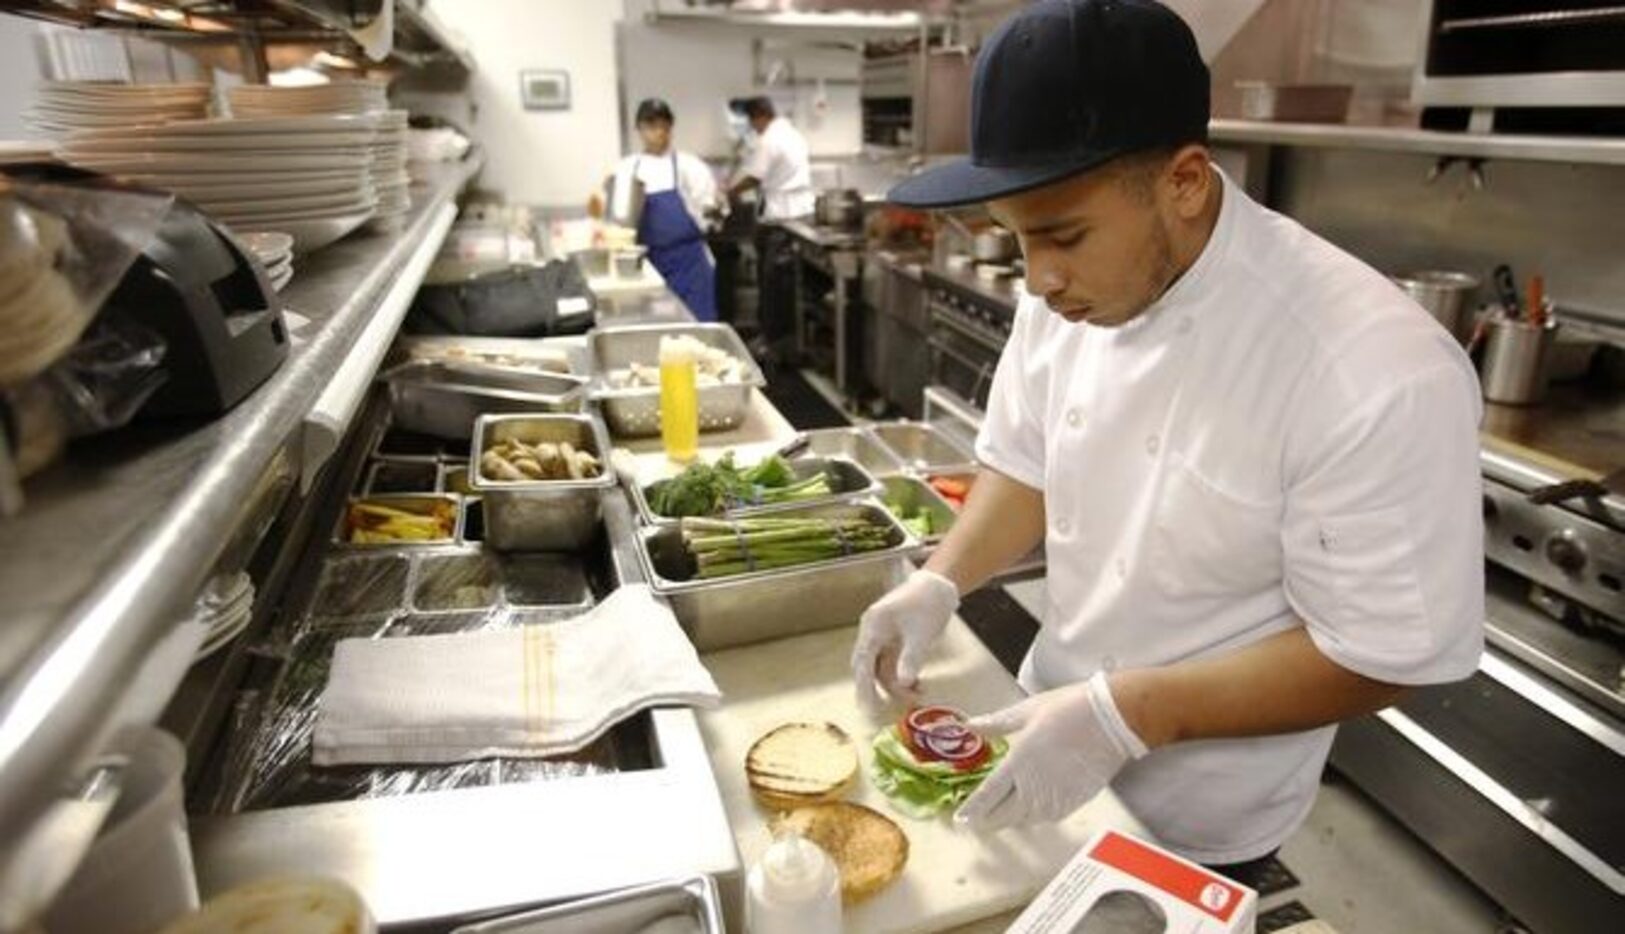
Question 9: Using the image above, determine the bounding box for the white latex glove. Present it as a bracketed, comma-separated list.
[850, 569, 960, 708]
[954, 671, 1149, 830]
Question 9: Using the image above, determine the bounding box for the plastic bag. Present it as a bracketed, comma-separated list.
[405, 260, 597, 338]
[0, 172, 173, 388]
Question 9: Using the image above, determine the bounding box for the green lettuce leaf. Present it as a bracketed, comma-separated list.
[869, 726, 1006, 818]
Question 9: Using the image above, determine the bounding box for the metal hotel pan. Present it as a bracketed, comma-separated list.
[469, 413, 616, 551]
[637, 500, 916, 651]
[451, 875, 723, 933]
[879, 474, 959, 546]
[629, 455, 881, 527]
[383, 360, 585, 440]
[799, 425, 905, 476]
[871, 420, 977, 474]
[587, 323, 766, 437]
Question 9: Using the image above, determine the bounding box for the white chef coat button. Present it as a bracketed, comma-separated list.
[1055, 518, 1071, 535]
[1066, 408, 1082, 428]
[1145, 434, 1160, 456]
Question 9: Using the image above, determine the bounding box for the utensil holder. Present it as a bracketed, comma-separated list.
[1481, 318, 1556, 405]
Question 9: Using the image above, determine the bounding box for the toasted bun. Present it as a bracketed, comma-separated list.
[746, 722, 858, 810]
[772, 802, 909, 903]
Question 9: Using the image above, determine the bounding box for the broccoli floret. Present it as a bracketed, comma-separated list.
[742, 454, 796, 488]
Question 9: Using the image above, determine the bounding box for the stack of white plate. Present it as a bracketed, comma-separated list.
[57, 115, 379, 253]
[26, 81, 211, 135]
[228, 83, 410, 232]
[0, 141, 60, 164]
[238, 230, 295, 292]
[192, 572, 255, 663]
[368, 110, 412, 231]
[227, 80, 388, 118]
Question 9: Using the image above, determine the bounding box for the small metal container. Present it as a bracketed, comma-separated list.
[310, 553, 410, 618]
[569, 247, 612, 278]
[335, 494, 461, 548]
[469, 413, 616, 551]
[412, 551, 501, 612]
[439, 463, 474, 495]
[384, 360, 585, 441]
[588, 323, 766, 437]
[1394, 270, 1480, 341]
[638, 500, 915, 651]
[879, 474, 958, 545]
[799, 426, 905, 476]
[363, 459, 439, 495]
[1482, 317, 1558, 405]
[502, 553, 593, 609]
[871, 420, 977, 473]
[630, 455, 881, 526]
[450, 875, 723, 934]
[611, 247, 647, 279]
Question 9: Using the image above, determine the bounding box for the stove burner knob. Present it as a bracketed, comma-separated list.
[1545, 533, 1588, 576]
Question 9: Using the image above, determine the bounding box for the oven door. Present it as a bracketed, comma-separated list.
[927, 301, 1005, 412]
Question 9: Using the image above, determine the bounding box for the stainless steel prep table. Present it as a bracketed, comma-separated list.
[779, 218, 866, 403]
[0, 160, 482, 871]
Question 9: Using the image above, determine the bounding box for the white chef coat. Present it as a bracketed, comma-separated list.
[740, 116, 815, 220]
[610, 149, 718, 229]
[975, 166, 1485, 864]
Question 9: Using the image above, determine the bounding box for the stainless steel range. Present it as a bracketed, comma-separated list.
[1334, 383, 1625, 934]
[922, 266, 1020, 411]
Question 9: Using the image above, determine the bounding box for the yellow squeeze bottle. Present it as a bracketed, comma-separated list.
[659, 336, 700, 463]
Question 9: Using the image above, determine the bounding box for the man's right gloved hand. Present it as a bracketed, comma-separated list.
[851, 569, 961, 708]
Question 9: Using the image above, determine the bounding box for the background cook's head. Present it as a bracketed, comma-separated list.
[743, 95, 776, 136]
[635, 97, 675, 154]
[890, 0, 1215, 329]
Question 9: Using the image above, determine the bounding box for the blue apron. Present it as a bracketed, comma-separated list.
[635, 152, 717, 321]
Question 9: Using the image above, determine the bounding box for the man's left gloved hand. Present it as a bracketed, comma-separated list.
[954, 671, 1150, 830]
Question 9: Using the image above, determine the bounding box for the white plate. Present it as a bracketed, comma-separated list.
[161, 176, 365, 200]
[225, 208, 372, 253]
[270, 269, 294, 292]
[121, 167, 367, 187]
[63, 116, 378, 142]
[217, 199, 375, 227]
[62, 134, 375, 154]
[236, 230, 294, 259]
[203, 189, 375, 215]
[66, 151, 369, 172]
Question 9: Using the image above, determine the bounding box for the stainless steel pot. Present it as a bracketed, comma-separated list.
[972, 227, 1016, 263]
[814, 188, 862, 229]
[1394, 270, 1480, 340]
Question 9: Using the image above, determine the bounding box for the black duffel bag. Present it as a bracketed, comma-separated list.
[406, 260, 597, 337]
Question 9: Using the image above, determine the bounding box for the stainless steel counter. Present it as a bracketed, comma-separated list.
[921, 263, 1024, 317]
[0, 157, 483, 849]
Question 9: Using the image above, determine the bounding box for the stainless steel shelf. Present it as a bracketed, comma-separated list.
[0, 155, 483, 855]
[1210, 118, 1625, 167]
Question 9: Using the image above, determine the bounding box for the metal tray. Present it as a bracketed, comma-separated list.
[451, 875, 723, 934]
[469, 413, 617, 552]
[391, 335, 585, 379]
[871, 420, 977, 474]
[362, 459, 439, 495]
[629, 455, 881, 527]
[879, 474, 959, 546]
[334, 493, 463, 549]
[798, 426, 906, 476]
[384, 360, 586, 441]
[587, 323, 766, 437]
[637, 499, 915, 651]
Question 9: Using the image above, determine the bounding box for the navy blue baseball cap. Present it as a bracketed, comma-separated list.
[889, 0, 1209, 209]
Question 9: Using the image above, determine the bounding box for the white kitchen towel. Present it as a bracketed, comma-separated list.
[312, 584, 720, 766]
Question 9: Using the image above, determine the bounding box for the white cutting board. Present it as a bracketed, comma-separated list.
[697, 619, 1148, 933]
[616, 388, 799, 486]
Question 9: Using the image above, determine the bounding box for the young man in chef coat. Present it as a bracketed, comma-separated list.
[608, 98, 721, 320]
[851, 0, 1484, 883]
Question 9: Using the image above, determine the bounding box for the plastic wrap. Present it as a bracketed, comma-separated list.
[210, 602, 625, 816]
[0, 174, 173, 387]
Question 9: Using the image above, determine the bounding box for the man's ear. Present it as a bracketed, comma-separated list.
[1164, 144, 1212, 220]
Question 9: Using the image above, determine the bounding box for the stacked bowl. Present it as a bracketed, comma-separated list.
[240, 231, 295, 292]
[26, 81, 212, 134]
[57, 115, 380, 253]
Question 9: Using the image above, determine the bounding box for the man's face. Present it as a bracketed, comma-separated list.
[638, 119, 672, 153]
[748, 113, 771, 135]
[989, 154, 1186, 329]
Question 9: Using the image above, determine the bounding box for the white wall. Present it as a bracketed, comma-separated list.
[406, 0, 623, 207]
[618, 20, 863, 160]
[0, 17, 42, 138]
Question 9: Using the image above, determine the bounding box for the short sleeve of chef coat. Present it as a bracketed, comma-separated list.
[973, 298, 1046, 491]
[1282, 359, 1485, 685]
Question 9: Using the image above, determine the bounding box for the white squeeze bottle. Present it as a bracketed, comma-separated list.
[745, 828, 842, 934]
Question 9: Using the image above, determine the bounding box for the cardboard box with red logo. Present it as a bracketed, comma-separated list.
[1005, 829, 1258, 933]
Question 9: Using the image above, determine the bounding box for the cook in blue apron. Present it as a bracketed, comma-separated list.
[635, 151, 718, 322]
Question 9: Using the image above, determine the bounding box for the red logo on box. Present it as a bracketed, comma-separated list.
[1089, 832, 1245, 923]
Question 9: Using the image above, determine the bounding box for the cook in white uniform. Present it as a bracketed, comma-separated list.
[727, 96, 814, 221]
[852, 0, 1484, 876]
